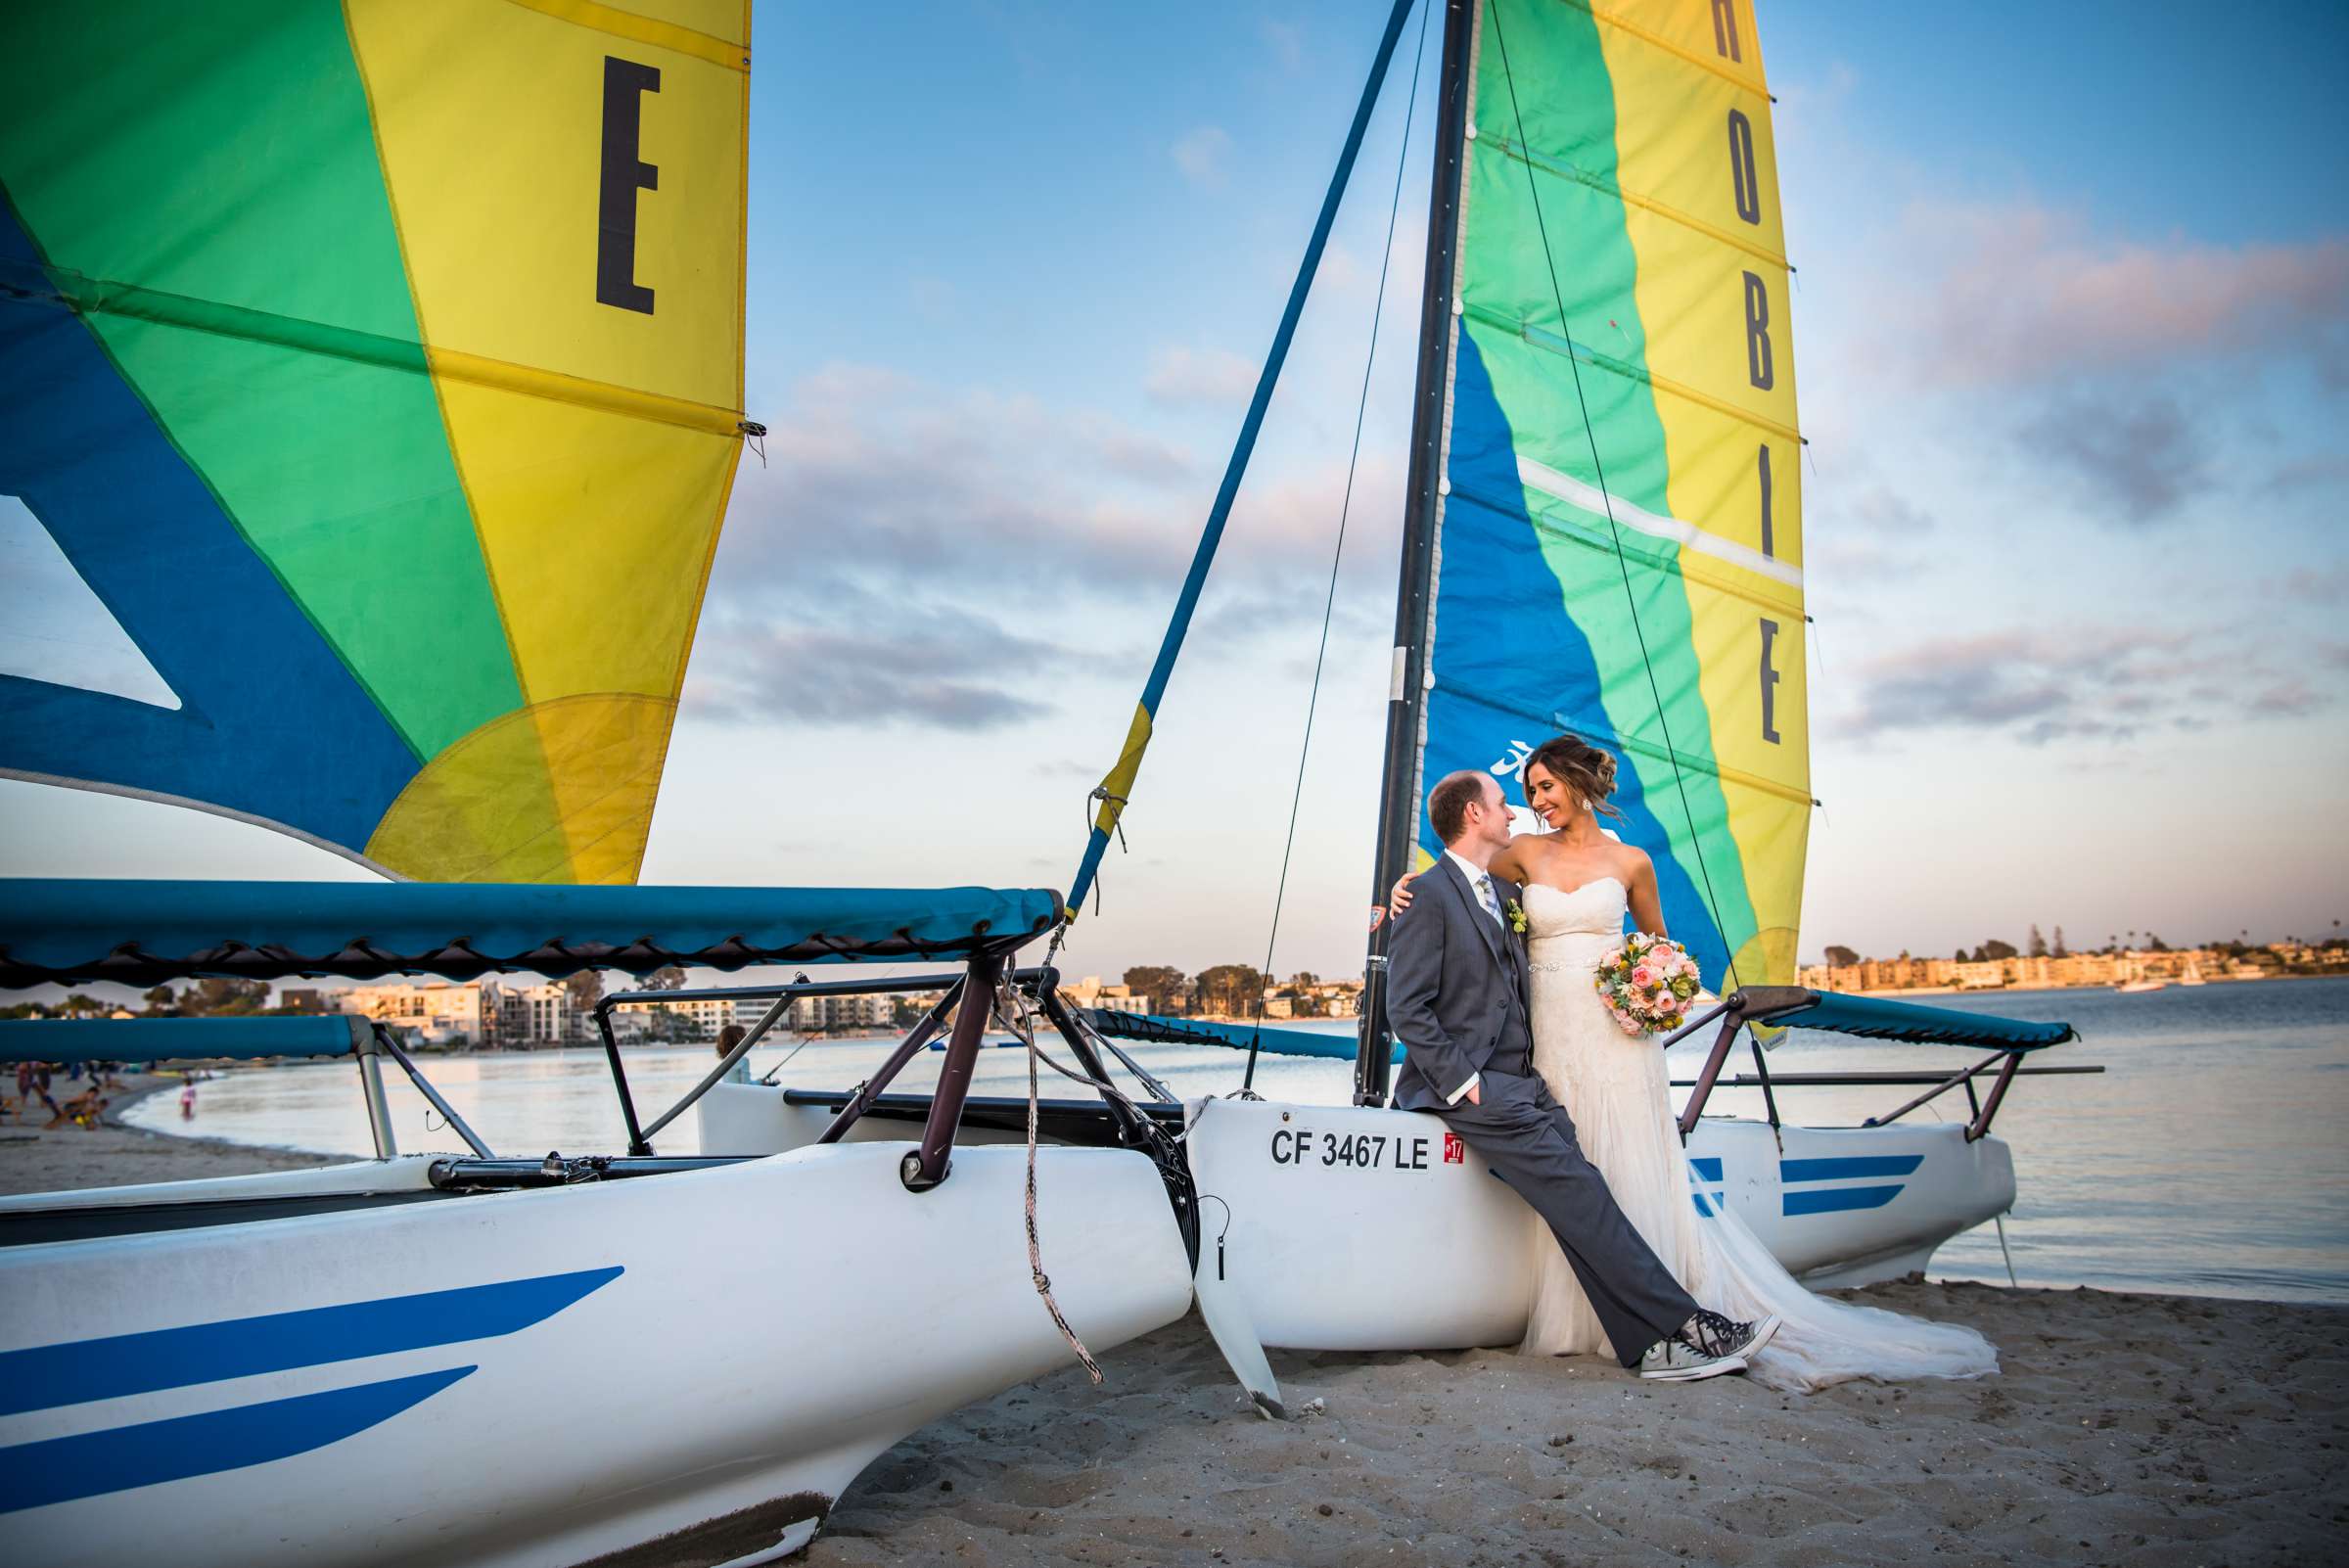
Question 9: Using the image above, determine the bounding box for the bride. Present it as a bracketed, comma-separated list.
[1394, 734, 1997, 1392]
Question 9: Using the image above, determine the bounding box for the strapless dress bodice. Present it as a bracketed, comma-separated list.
[1522, 877, 1628, 970]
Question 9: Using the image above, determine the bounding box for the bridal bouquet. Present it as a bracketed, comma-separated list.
[1594, 933, 1703, 1037]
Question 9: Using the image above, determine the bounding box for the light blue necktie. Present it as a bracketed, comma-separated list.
[1473, 871, 1502, 927]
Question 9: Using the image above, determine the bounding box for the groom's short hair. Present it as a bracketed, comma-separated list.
[1428, 769, 1490, 844]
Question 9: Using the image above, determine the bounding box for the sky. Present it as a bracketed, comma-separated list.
[3, 0, 2346, 988]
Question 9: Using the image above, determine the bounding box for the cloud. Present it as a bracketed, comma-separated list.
[1834, 624, 2244, 747]
[2016, 392, 2208, 522]
[1146, 346, 1258, 407]
[685, 596, 1058, 732]
[692, 363, 1405, 735]
[2284, 565, 2349, 603]
[1172, 126, 1233, 190]
[2248, 679, 2326, 716]
[1883, 206, 2349, 387]
[2261, 455, 2349, 495]
[1837, 617, 2345, 751]
[1261, 20, 1305, 71]
[721, 362, 1203, 598]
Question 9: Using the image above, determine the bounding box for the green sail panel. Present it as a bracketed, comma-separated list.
[0, 0, 520, 761]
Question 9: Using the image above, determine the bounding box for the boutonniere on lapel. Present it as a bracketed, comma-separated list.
[1503, 898, 1528, 935]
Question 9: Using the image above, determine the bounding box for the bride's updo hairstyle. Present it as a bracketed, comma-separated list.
[1523, 734, 1624, 821]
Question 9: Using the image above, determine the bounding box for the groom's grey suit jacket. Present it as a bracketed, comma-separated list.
[1388, 853, 1535, 1112]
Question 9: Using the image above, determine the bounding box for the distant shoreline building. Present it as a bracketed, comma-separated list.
[1795, 941, 2327, 995]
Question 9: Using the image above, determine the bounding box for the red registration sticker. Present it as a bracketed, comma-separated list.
[1443, 1131, 1464, 1165]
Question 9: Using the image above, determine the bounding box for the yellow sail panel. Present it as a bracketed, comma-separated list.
[345, 0, 749, 881]
[1598, 0, 1806, 985]
[346, 0, 746, 410]
[1584, 0, 1771, 97]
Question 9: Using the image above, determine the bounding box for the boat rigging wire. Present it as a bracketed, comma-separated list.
[1242, 0, 1434, 1095]
[1485, 0, 1744, 993]
[996, 980, 1105, 1382]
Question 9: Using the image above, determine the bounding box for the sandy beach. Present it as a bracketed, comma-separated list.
[806, 1283, 2346, 1568]
[4, 1102, 2340, 1566]
[0, 1073, 334, 1196]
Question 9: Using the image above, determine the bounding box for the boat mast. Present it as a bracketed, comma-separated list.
[1356, 0, 1475, 1108]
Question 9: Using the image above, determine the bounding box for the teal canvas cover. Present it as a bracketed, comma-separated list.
[1748, 989, 2075, 1049]
[0, 1015, 371, 1064]
[0, 880, 1063, 987]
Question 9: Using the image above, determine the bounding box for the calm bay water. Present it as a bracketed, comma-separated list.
[125, 976, 2349, 1304]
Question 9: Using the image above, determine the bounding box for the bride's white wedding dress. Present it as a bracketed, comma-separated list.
[1518, 877, 1998, 1391]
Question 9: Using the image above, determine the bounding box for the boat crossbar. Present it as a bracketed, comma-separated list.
[366, 1023, 494, 1158]
[591, 965, 1193, 1239]
[1670, 987, 2092, 1142]
[0, 1014, 444, 1160]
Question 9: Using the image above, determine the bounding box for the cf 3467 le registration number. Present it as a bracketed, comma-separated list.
[1267, 1128, 1433, 1172]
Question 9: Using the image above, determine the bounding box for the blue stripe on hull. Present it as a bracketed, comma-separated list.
[1780, 1155, 1921, 1183]
[0, 1266, 621, 1417]
[1, 1366, 473, 1513]
[1783, 1184, 1904, 1217]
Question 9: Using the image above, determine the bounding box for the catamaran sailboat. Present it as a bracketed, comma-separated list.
[1, 1, 2092, 1562]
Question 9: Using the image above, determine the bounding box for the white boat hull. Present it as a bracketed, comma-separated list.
[703, 1080, 2012, 1346]
[0, 1142, 1192, 1567]
[1178, 1097, 2015, 1354]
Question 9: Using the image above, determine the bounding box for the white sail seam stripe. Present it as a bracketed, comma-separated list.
[1515, 457, 1803, 589]
[1452, 472, 1801, 616]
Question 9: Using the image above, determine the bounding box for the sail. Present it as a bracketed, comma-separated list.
[1409, 0, 1807, 990]
[0, 0, 752, 883]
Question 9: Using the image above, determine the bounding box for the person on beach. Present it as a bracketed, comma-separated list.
[179, 1079, 197, 1120]
[19, 1061, 62, 1126]
[47, 1084, 107, 1130]
[1392, 736, 1998, 1391]
[1387, 765, 1780, 1382]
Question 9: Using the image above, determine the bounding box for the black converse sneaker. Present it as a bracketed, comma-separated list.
[1636, 1310, 1782, 1382]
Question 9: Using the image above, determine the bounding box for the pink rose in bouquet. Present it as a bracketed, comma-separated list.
[1593, 933, 1703, 1037]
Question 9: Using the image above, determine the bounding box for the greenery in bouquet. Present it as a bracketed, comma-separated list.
[1593, 932, 1703, 1037]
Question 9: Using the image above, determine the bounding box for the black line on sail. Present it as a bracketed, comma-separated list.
[1484, 0, 1745, 993]
[1244, 0, 1437, 1096]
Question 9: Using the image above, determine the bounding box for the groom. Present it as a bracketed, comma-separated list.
[1387, 769, 1776, 1381]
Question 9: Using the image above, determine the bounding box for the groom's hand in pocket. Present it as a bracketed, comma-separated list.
[1462, 1080, 1480, 1105]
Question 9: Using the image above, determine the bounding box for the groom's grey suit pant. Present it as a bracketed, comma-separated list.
[1438, 1056, 1700, 1367]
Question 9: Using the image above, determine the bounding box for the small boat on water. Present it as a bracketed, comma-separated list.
[2116, 979, 2168, 993]
[0, 1, 2099, 1561]
[2179, 963, 2208, 986]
